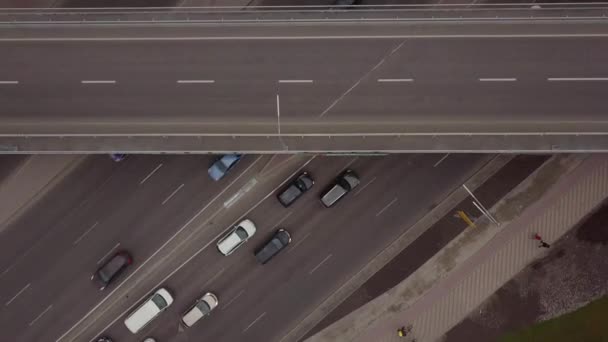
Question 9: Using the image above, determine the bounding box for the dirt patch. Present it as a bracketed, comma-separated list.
[444, 200, 608, 342]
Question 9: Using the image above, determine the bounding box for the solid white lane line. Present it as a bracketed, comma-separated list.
[354, 176, 377, 197]
[73, 221, 99, 245]
[161, 183, 184, 205]
[479, 78, 517, 82]
[433, 153, 450, 167]
[5, 283, 31, 306]
[139, 163, 163, 185]
[287, 232, 311, 254]
[223, 290, 245, 311]
[201, 267, 225, 290]
[547, 77, 608, 81]
[376, 197, 398, 217]
[274, 211, 293, 228]
[278, 80, 313, 83]
[243, 312, 266, 333]
[0, 81, 19, 84]
[29, 304, 52, 326]
[377, 78, 414, 82]
[309, 254, 332, 275]
[96, 243, 121, 265]
[177, 80, 215, 84]
[81, 80, 116, 84]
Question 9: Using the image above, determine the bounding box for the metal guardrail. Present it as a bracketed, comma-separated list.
[2, 3, 608, 11]
[0, 3, 607, 24]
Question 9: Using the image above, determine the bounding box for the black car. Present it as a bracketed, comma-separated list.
[277, 172, 314, 207]
[255, 229, 291, 264]
[92, 251, 132, 290]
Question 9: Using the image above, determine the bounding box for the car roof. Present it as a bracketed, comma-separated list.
[220, 154, 240, 165]
[98, 253, 129, 282]
[217, 232, 244, 255]
[238, 219, 256, 236]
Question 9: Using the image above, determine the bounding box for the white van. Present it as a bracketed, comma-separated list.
[124, 288, 174, 334]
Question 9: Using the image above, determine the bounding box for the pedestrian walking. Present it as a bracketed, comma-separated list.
[397, 327, 407, 337]
[533, 233, 543, 241]
[539, 241, 551, 248]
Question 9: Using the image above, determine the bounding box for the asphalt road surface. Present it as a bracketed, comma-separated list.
[30, 153, 488, 342]
[0, 153, 265, 342]
[1, 19, 607, 151]
[0, 153, 492, 342]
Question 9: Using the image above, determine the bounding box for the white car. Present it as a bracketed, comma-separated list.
[217, 219, 257, 256]
[181, 292, 219, 327]
[124, 288, 174, 334]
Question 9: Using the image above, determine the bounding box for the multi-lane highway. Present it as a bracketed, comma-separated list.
[0, 154, 267, 341]
[1, 12, 608, 151]
[0, 152, 495, 342]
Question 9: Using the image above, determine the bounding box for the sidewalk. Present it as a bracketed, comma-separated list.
[307, 154, 608, 342]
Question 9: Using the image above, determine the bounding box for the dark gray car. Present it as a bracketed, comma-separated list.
[320, 169, 360, 208]
[255, 229, 291, 264]
[92, 251, 132, 290]
[277, 172, 314, 207]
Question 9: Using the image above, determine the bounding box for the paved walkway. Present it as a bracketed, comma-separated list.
[308, 154, 608, 342]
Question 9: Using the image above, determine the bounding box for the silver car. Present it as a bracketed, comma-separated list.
[181, 292, 219, 327]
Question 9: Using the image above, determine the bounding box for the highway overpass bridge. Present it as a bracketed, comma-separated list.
[1, 4, 608, 153]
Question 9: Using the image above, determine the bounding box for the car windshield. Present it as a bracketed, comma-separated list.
[271, 238, 284, 248]
[235, 226, 249, 239]
[151, 294, 168, 309]
[196, 300, 211, 315]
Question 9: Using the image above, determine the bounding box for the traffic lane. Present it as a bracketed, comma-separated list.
[375, 37, 608, 80]
[0, 155, 125, 277]
[0, 154, 26, 183]
[0, 82, 277, 124]
[0, 39, 393, 86]
[318, 80, 608, 122]
[1, 154, 259, 342]
[0, 154, 157, 338]
[232, 154, 491, 342]
[0, 154, 192, 340]
[157, 154, 488, 342]
[0, 154, 178, 298]
[94, 154, 349, 342]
